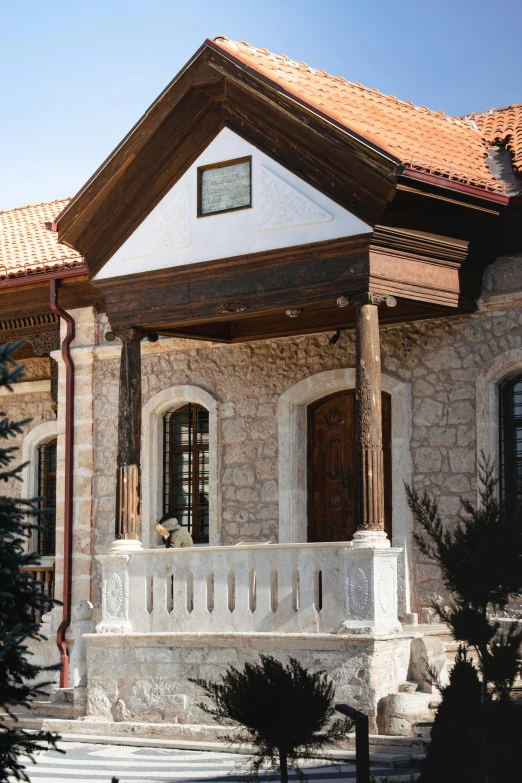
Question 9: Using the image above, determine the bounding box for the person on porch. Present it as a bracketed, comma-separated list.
[156, 515, 193, 548]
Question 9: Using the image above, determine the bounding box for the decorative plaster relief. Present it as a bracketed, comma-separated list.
[378, 562, 395, 616]
[348, 566, 370, 618]
[257, 166, 332, 231]
[125, 188, 189, 260]
[106, 573, 124, 618]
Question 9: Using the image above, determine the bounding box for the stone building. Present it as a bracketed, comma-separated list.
[1, 37, 521, 738]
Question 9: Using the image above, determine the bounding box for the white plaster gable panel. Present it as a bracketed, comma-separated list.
[95, 128, 370, 279]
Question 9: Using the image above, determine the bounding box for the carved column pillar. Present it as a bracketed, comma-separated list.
[355, 299, 387, 548]
[106, 328, 157, 552]
[337, 293, 396, 548]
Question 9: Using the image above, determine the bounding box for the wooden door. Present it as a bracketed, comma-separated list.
[307, 390, 392, 542]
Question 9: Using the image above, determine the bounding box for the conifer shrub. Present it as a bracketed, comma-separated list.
[190, 654, 350, 783]
[406, 459, 522, 783]
[0, 341, 61, 782]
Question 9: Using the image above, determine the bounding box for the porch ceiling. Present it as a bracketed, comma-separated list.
[94, 228, 469, 340]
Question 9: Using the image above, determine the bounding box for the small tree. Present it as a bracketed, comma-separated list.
[0, 341, 60, 782]
[190, 654, 350, 782]
[406, 459, 522, 782]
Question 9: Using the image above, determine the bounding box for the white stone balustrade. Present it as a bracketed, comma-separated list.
[97, 542, 401, 636]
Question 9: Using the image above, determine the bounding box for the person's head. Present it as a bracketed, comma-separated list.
[159, 513, 178, 525]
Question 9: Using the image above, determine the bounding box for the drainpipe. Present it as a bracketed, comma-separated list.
[49, 278, 75, 689]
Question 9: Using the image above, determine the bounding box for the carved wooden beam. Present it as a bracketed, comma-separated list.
[0, 314, 60, 356]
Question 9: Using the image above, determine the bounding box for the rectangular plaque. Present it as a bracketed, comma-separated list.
[198, 156, 251, 217]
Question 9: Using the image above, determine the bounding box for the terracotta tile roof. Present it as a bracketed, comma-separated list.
[469, 105, 522, 176]
[0, 198, 84, 281]
[212, 37, 521, 194]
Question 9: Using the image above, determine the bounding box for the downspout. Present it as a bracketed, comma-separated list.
[49, 278, 75, 689]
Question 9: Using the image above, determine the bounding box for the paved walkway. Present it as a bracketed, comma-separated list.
[22, 741, 418, 782]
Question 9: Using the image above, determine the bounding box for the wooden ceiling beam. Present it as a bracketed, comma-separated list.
[94, 228, 469, 335]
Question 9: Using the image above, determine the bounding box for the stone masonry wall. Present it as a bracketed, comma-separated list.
[0, 391, 54, 497]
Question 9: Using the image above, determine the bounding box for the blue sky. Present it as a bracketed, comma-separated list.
[0, 0, 520, 210]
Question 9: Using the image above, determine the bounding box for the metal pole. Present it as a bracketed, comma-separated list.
[335, 704, 370, 783]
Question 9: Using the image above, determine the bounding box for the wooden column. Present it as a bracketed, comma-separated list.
[116, 329, 142, 544]
[106, 327, 157, 550]
[337, 292, 396, 546]
[355, 301, 385, 534]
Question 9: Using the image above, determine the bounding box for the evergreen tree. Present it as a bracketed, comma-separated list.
[190, 654, 350, 783]
[406, 459, 522, 782]
[0, 341, 60, 782]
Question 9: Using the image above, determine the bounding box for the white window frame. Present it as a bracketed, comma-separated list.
[476, 347, 522, 500]
[141, 385, 219, 548]
[20, 420, 58, 562]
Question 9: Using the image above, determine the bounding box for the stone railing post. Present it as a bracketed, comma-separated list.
[96, 554, 132, 633]
[341, 547, 402, 634]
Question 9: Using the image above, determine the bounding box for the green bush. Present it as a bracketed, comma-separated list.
[190, 654, 350, 783]
[406, 459, 522, 782]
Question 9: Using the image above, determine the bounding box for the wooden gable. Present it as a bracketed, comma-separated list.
[95, 128, 371, 280]
[51, 39, 510, 343]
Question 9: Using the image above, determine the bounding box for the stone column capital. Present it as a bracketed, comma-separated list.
[337, 292, 397, 309]
[105, 328, 158, 344]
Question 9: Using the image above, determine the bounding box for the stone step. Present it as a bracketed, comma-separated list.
[1, 715, 427, 762]
[414, 721, 433, 739]
[50, 687, 75, 704]
[31, 700, 75, 719]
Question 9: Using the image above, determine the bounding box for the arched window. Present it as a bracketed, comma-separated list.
[500, 376, 522, 517]
[163, 403, 209, 544]
[37, 438, 57, 556]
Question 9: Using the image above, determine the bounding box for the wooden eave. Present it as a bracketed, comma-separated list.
[0, 271, 104, 321]
[93, 229, 472, 343]
[53, 42, 399, 278]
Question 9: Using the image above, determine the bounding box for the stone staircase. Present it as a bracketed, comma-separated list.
[28, 686, 88, 720]
[31, 688, 75, 719]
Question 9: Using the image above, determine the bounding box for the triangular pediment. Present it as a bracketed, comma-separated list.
[95, 129, 371, 280]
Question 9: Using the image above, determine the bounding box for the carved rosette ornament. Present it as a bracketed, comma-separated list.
[348, 566, 370, 617]
[378, 562, 395, 616]
[106, 572, 124, 618]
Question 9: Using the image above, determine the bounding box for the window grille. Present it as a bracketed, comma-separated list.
[37, 438, 57, 556]
[163, 403, 209, 543]
[499, 376, 522, 517]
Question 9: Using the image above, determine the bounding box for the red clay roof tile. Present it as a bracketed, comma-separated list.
[212, 37, 521, 194]
[0, 198, 83, 281]
[470, 105, 522, 176]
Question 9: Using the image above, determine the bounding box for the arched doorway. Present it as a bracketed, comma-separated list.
[307, 390, 392, 542]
